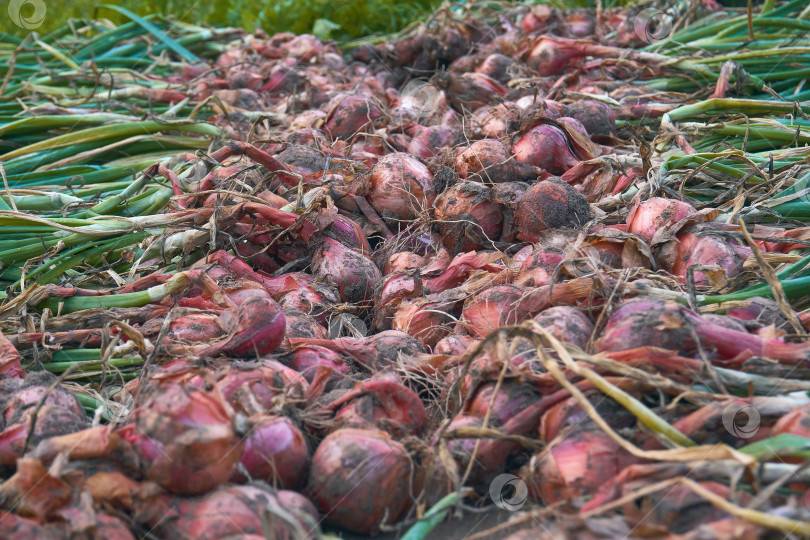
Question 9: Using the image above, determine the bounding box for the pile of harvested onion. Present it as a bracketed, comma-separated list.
[3, 1, 810, 539]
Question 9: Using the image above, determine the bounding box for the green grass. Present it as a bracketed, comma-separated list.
[3, 0, 442, 41]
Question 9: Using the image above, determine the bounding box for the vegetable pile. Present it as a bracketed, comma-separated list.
[2, 1, 810, 538]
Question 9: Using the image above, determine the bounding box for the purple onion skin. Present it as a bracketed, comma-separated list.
[312, 237, 382, 304]
[531, 306, 594, 349]
[290, 345, 350, 387]
[200, 295, 286, 357]
[234, 415, 310, 489]
[513, 125, 579, 175]
[308, 428, 416, 534]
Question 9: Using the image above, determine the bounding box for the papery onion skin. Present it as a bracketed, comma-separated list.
[595, 299, 810, 362]
[557, 116, 590, 138]
[475, 53, 516, 83]
[516, 248, 564, 287]
[433, 71, 508, 111]
[330, 376, 427, 437]
[671, 233, 745, 285]
[324, 95, 383, 140]
[137, 484, 318, 540]
[287, 330, 425, 372]
[772, 403, 810, 438]
[197, 293, 286, 357]
[726, 297, 788, 329]
[279, 284, 334, 325]
[233, 415, 309, 489]
[308, 428, 417, 534]
[290, 345, 350, 386]
[455, 139, 536, 184]
[515, 179, 592, 243]
[443, 414, 523, 486]
[622, 481, 748, 535]
[119, 383, 242, 495]
[466, 381, 543, 426]
[563, 10, 596, 38]
[312, 237, 382, 304]
[433, 181, 503, 253]
[626, 197, 696, 242]
[391, 298, 457, 349]
[383, 251, 426, 275]
[368, 152, 436, 223]
[0, 373, 86, 466]
[531, 306, 594, 349]
[521, 428, 636, 505]
[374, 272, 421, 330]
[527, 36, 584, 77]
[461, 284, 542, 337]
[407, 126, 460, 159]
[217, 362, 308, 414]
[513, 125, 580, 175]
[327, 215, 371, 254]
[284, 309, 329, 340]
[0, 510, 135, 540]
[562, 100, 616, 141]
[434, 334, 476, 355]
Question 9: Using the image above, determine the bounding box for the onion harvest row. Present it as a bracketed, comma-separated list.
[2, 1, 810, 539]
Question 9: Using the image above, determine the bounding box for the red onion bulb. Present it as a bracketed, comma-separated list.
[308, 429, 417, 533]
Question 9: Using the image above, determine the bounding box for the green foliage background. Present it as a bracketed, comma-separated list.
[2, 0, 442, 41]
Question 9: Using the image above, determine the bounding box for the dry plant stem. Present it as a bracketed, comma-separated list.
[688, 326, 729, 395]
[442, 427, 543, 451]
[748, 461, 810, 510]
[737, 217, 806, 335]
[351, 194, 395, 239]
[460, 334, 510, 486]
[465, 504, 565, 540]
[526, 324, 754, 465]
[529, 322, 697, 448]
[439, 325, 755, 466]
[582, 476, 810, 536]
[573, 351, 726, 406]
[0, 163, 18, 211]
